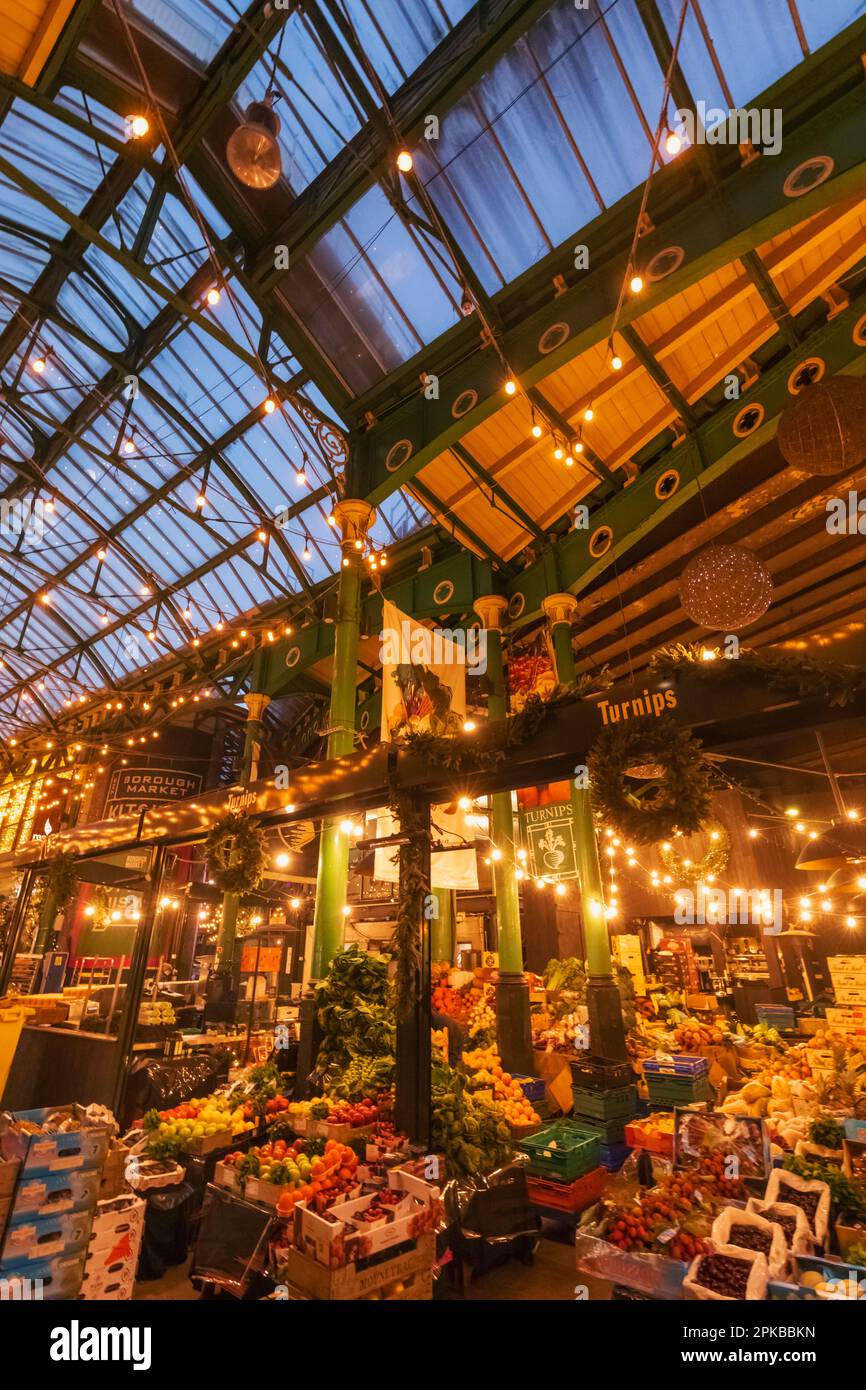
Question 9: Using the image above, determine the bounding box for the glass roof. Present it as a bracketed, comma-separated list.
[0, 0, 860, 738]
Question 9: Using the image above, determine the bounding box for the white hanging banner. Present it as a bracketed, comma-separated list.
[380, 600, 466, 742]
[372, 806, 479, 891]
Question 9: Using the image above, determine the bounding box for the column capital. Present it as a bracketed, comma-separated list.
[473, 594, 509, 630]
[332, 498, 376, 547]
[541, 592, 579, 627]
[243, 691, 271, 721]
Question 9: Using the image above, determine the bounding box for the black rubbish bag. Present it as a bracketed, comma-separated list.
[136, 1181, 196, 1281]
[444, 1162, 540, 1276]
[123, 1053, 231, 1127]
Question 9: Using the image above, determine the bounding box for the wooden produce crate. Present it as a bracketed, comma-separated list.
[279, 1232, 433, 1301]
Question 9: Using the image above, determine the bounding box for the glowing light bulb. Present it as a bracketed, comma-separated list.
[458, 796, 471, 811]
[295, 468, 307, 486]
[610, 353, 623, 371]
[785, 807, 799, 818]
[291, 898, 301, 910]
[122, 437, 135, 455]
[263, 398, 276, 414]
[531, 423, 542, 438]
[396, 150, 413, 172]
[584, 406, 594, 422]
[664, 129, 683, 155]
[206, 287, 221, 306]
[553, 447, 564, 461]
[129, 115, 150, 138]
[195, 493, 206, 508]
[275, 852, 290, 869]
[629, 274, 644, 294]
[463, 719, 476, 733]
[504, 378, 517, 396]
[32, 356, 46, 374]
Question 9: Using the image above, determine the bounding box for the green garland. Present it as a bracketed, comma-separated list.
[397, 680, 597, 774]
[388, 790, 427, 1020]
[587, 716, 712, 844]
[204, 813, 267, 895]
[651, 643, 866, 708]
[659, 819, 730, 887]
[41, 852, 78, 913]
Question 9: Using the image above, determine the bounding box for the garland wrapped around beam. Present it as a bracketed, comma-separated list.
[204, 813, 267, 895]
[397, 677, 604, 775]
[39, 851, 78, 913]
[388, 790, 427, 1021]
[587, 716, 712, 844]
[651, 643, 866, 708]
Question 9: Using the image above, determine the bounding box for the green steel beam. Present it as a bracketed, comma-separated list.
[451, 442, 547, 542]
[619, 322, 699, 427]
[502, 287, 866, 623]
[351, 78, 866, 504]
[249, 0, 556, 282]
[741, 249, 803, 351]
[254, 281, 866, 705]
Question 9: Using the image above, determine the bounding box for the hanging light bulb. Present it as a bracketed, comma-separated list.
[206, 287, 221, 307]
[97, 547, 106, 560]
[295, 467, 307, 486]
[553, 446, 564, 461]
[263, 397, 276, 414]
[122, 436, 135, 455]
[128, 114, 150, 139]
[565, 454, 574, 468]
[302, 540, 311, 561]
[226, 96, 282, 189]
[629, 273, 644, 295]
[504, 378, 517, 396]
[664, 127, 683, 156]
[531, 422, 543, 439]
[610, 350, 623, 371]
[32, 355, 47, 374]
[584, 405, 594, 422]
[396, 149, 414, 173]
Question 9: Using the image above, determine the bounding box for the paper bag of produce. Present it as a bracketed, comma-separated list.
[711, 1207, 787, 1279]
[764, 1169, 831, 1248]
[683, 1244, 769, 1301]
[745, 1197, 814, 1258]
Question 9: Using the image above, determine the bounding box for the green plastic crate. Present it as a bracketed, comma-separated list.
[571, 1084, 637, 1121]
[518, 1121, 601, 1181]
[571, 1113, 628, 1144]
[646, 1076, 714, 1108]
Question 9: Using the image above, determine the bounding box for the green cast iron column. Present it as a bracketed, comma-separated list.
[310, 499, 376, 979]
[430, 887, 454, 965]
[542, 594, 626, 1060]
[215, 685, 271, 975]
[474, 595, 532, 1072]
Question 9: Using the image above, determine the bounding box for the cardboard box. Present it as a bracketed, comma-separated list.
[11, 1167, 100, 1219]
[0, 1206, 93, 1268]
[79, 1261, 136, 1301]
[0, 1107, 111, 1178]
[0, 1157, 19, 1199]
[279, 1231, 433, 1301]
[0, 1251, 86, 1301]
[87, 1194, 144, 1255]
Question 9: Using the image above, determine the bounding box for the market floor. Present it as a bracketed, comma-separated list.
[132, 1223, 581, 1302]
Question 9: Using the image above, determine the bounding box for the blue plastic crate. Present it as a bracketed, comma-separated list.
[513, 1074, 546, 1103]
[598, 1141, 632, 1172]
[643, 1054, 709, 1078]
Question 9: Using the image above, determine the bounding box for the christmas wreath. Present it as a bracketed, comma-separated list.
[204, 813, 267, 895]
[588, 716, 712, 844]
[658, 820, 730, 887]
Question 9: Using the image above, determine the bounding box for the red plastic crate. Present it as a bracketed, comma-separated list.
[526, 1165, 606, 1213]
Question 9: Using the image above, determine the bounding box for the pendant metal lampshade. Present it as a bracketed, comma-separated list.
[795, 822, 866, 872]
[678, 543, 773, 630]
[226, 98, 282, 190]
